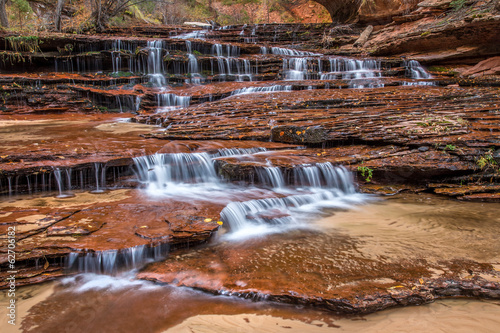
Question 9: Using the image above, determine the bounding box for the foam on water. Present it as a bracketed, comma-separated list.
[59, 272, 160, 293]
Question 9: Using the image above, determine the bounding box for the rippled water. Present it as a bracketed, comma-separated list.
[1, 274, 499, 333]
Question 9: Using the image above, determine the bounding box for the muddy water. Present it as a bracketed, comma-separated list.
[316, 194, 500, 263]
[1, 194, 500, 332]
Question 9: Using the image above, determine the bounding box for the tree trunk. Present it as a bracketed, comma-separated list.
[0, 0, 9, 28]
[55, 0, 66, 31]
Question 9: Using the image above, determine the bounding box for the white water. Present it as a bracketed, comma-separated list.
[271, 47, 319, 56]
[171, 30, 208, 40]
[59, 272, 160, 292]
[230, 85, 292, 96]
[133, 152, 369, 240]
[157, 93, 191, 111]
[405, 60, 432, 79]
[65, 243, 169, 275]
[147, 41, 167, 87]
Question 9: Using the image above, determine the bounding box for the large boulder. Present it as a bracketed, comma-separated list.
[271, 125, 327, 144]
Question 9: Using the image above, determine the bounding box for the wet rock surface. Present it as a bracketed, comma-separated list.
[138, 194, 500, 314]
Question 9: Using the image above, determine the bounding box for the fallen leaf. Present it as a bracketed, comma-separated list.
[43, 260, 49, 270]
[204, 218, 212, 223]
[217, 221, 223, 225]
[419, 278, 424, 284]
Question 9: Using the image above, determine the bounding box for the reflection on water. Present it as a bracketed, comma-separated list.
[1, 276, 499, 333]
[317, 194, 500, 262]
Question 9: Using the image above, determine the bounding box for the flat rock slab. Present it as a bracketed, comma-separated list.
[0, 189, 221, 288]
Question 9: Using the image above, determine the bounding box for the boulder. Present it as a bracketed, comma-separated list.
[271, 125, 328, 144]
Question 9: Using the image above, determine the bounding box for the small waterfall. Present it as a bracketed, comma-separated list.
[65, 243, 169, 275]
[404, 60, 432, 79]
[147, 40, 167, 87]
[133, 153, 219, 190]
[231, 85, 292, 96]
[92, 162, 107, 193]
[211, 44, 240, 57]
[256, 167, 285, 188]
[53, 167, 73, 197]
[171, 30, 208, 39]
[187, 47, 203, 84]
[53, 167, 65, 197]
[157, 93, 191, 111]
[211, 147, 267, 157]
[221, 163, 360, 239]
[260, 46, 268, 55]
[319, 58, 382, 80]
[214, 57, 253, 81]
[293, 163, 355, 193]
[283, 58, 309, 80]
[271, 47, 319, 56]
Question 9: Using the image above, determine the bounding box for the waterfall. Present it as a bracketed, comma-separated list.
[65, 243, 169, 275]
[293, 163, 355, 193]
[53, 167, 65, 197]
[171, 30, 208, 39]
[221, 163, 361, 240]
[283, 58, 309, 80]
[53, 167, 73, 198]
[256, 167, 285, 189]
[147, 41, 167, 87]
[186, 41, 203, 84]
[211, 147, 267, 157]
[92, 162, 107, 193]
[231, 85, 292, 96]
[133, 153, 219, 190]
[404, 60, 432, 79]
[211, 44, 240, 57]
[157, 93, 191, 111]
[271, 47, 319, 56]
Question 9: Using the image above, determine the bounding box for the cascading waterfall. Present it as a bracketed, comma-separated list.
[283, 58, 309, 80]
[404, 60, 432, 79]
[157, 93, 191, 111]
[185, 41, 203, 84]
[171, 30, 208, 39]
[133, 153, 219, 192]
[147, 41, 167, 87]
[256, 166, 285, 188]
[271, 47, 319, 56]
[65, 243, 169, 275]
[403, 60, 435, 86]
[320, 58, 382, 80]
[220, 163, 362, 240]
[92, 162, 107, 193]
[211, 147, 267, 157]
[230, 85, 292, 95]
[133, 148, 270, 192]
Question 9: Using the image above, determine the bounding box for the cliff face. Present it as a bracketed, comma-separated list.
[364, 0, 500, 64]
[318, 0, 500, 67]
[313, 0, 421, 24]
